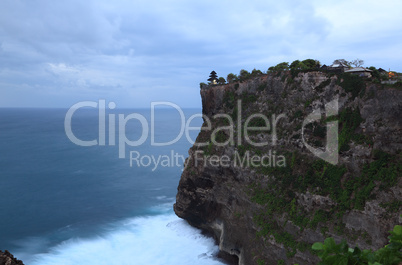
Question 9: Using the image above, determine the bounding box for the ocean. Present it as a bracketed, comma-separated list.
[0, 107, 226, 265]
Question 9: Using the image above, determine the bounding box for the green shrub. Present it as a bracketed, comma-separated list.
[293, 110, 303, 119]
[257, 83, 267, 91]
[239, 69, 251, 82]
[223, 91, 236, 109]
[312, 225, 402, 265]
[241, 93, 257, 106]
[380, 200, 402, 213]
[227, 73, 238, 83]
[251, 68, 263, 77]
[339, 73, 365, 99]
[315, 78, 331, 92]
[268, 62, 290, 73]
[392, 81, 402, 90]
[301, 59, 320, 69]
[338, 107, 364, 151]
[218, 77, 226, 84]
[247, 116, 267, 127]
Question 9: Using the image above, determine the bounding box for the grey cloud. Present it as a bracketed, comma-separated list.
[0, 0, 400, 108]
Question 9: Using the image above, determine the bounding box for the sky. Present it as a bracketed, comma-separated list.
[0, 0, 401, 108]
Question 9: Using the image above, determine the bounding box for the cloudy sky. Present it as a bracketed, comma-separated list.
[0, 0, 401, 108]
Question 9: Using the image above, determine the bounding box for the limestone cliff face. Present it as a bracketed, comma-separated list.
[174, 71, 401, 265]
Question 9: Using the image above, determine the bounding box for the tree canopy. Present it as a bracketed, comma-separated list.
[227, 73, 238, 83]
[239, 69, 251, 82]
[268, 62, 289, 73]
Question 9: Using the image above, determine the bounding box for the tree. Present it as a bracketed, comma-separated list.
[218, 77, 226, 85]
[368, 66, 380, 80]
[251, 68, 263, 77]
[268, 62, 289, 73]
[239, 69, 251, 82]
[333, 59, 350, 67]
[227, 73, 238, 83]
[268, 66, 275, 72]
[290, 60, 301, 70]
[301, 59, 320, 69]
[208, 71, 218, 84]
[350, 58, 364, 67]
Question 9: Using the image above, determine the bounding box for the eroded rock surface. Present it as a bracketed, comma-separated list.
[175, 71, 401, 264]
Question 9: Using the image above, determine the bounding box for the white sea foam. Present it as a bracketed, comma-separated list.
[28, 212, 226, 265]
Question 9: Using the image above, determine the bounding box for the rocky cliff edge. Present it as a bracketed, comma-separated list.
[174, 71, 401, 264]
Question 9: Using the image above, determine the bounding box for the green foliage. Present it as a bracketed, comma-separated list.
[287, 76, 295, 84]
[247, 116, 267, 127]
[313, 123, 326, 138]
[204, 141, 213, 155]
[301, 59, 320, 69]
[212, 130, 228, 144]
[300, 153, 399, 211]
[227, 73, 238, 83]
[268, 62, 290, 73]
[257, 83, 267, 91]
[380, 200, 402, 213]
[281, 73, 288, 82]
[290, 60, 301, 70]
[293, 110, 303, 119]
[231, 106, 238, 120]
[339, 73, 366, 99]
[312, 225, 402, 265]
[302, 160, 347, 203]
[223, 91, 236, 109]
[218, 77, 226, 85]
[251, 68, 263, 77]
[217, 63, 402, 264]
[250, 148, 400, 262]
[251, 184, 288, 209]
[241, 92, 257, 106]
[237, 145, 247, 156]
[315, 78, 331, 92]
[310, 210, 331, 229]
[253, 147, 399, 220]
[392, 81, 402, 90]
[369, 66, 381, 81]
[304, 99, 312, 108]
[239, 69, 251, 82]
[338, 107, 365, 152]
[341, 150, 399, 210]
[361, 150, 400, 191]
[289, 59, 321, 78]
[200, 82, 207, 89]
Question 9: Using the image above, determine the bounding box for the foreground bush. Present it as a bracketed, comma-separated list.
[311, 225, 402, 265]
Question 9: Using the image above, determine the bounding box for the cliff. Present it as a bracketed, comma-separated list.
[174, 71, 402, 264]
[0, 250, 24, 265]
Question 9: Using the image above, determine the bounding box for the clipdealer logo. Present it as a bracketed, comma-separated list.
[302, 97, 339, 165]
[64, 97, 339, 170]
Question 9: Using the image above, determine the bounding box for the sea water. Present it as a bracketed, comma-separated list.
[0, 108, 226, 265]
